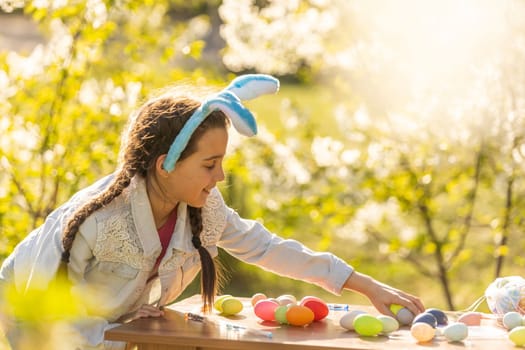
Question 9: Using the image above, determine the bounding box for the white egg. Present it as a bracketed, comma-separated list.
[339, 310, 366, 330]
[397, 307, 415, 325]
[442, 322, 468, 342]
[276, 294, 297, 306]
[377, 315, 399, 334]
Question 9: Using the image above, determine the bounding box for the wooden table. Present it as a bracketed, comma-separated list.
[105, 295, 515, 350]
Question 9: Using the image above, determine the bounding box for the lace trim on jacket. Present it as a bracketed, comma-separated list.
[93, 208, 145, 269]
[201, 190, 227, 247]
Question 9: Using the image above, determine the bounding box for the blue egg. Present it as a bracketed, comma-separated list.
[413, 312, 437, 328]
[425, 308, 448, 326]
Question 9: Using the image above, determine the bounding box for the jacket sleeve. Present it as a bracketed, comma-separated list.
[216, 201, 354, 295]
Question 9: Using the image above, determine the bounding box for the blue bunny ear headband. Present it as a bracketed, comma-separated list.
[162, 74, 280, 172]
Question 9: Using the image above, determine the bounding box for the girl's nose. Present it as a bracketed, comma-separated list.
[215, 164, 225, 182]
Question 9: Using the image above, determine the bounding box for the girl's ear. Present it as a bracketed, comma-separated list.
[156, 154, 170, 178]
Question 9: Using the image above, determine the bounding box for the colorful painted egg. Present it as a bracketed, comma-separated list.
[425, 308, 448, 325]
[442, 322, 468, 342]
[503, 311, 523, 330]
[353, 314, 383, 337]
[509, 326, 525, 346]
[274, 305, 289, 324]
[413, 312, 437, 328]
[390, 304, 415, 325]
[254, 299, 279, 321]
[410, 322, 435, 342]
[277, 294, 297, 306]
[377, 315, 399, 334]
[251, 293, 268, 306]
[457, 311, 482, 326]
[339, 310, 366, 330]
[220, 298, 243, 315]
[300, 296, 329, 321]
[286, 305, 315, 326]
[213, 295, 233, 312]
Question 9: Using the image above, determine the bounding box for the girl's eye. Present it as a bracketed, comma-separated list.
[204, 163, 215, 169]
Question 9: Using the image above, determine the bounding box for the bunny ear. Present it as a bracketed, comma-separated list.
[226, 74, 280, 100]
[163, 74, 279, 172]
[207, 91, 257, 136]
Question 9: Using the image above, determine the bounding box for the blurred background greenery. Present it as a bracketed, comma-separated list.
[1, 0, 525, 347]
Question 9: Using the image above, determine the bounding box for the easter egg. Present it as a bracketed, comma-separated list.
[213, 295, 233, 312]
[339, 310, 366, 330]
[410, 322, 435, 343]
[457, 311, 482, 326]
[413, 312, 437, 328]
[254, 299, 279, 321]
[221, 297, 243, 315]
[353, 314, 383, 337]
[503, 311, 523, 330]
[300, 296, 329, 321]
[377, 315, 399, 334]
[251, 293, 267, 306]
[442, 322, 468, 342]
[277, 294, 296, 306]
[425, 308, 448, 325]
[286, 305, 315, 326]
[389, 304, 415, 325]
[509, 326, 525, 346]
[274, 305, 289, 324]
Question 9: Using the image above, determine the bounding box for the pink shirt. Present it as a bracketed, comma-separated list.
[155, 208, 177, 267]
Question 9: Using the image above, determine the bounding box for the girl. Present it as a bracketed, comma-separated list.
[0, 75, 424, 349]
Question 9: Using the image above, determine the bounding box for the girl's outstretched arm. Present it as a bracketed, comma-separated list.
[343, 271, 425, 317]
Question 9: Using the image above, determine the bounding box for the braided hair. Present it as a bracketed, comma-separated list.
[61, 90, 227, 311]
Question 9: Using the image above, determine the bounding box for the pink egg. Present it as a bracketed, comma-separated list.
[300, 296, 329, 321]
[254, 299, 280, 321]
[457, 312, 482, 326]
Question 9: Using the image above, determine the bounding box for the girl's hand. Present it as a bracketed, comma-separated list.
[117, 304, 164, 323]
[343, 271, 425, 317]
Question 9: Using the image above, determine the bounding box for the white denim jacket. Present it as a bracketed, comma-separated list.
[0, 174, 353, 349]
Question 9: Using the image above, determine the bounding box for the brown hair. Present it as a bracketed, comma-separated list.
[61, 90, 227, 312]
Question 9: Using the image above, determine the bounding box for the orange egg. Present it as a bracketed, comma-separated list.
[286, 305, 315, 326]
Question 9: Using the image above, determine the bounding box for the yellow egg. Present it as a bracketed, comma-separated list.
[509, 326, 525, 346]
[214, 295, 232, 312]
[286, 305, 315, 326]
[389, 304, 404, 314]
[221, 298, 243, 315]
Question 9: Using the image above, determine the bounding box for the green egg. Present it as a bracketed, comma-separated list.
[353, 314, 383, 337]
[275, 305, 289, 324]
[509, 326, 525, 346]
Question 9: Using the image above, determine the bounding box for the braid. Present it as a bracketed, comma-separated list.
[188, 206, 217, 312]
[61, 169, 133, 264]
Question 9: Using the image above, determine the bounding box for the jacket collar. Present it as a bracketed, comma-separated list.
[129, 176, 160, 258]
[130, 176, 194, 256]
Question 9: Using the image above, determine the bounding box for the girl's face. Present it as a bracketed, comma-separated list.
[161, 127, 228, 208]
